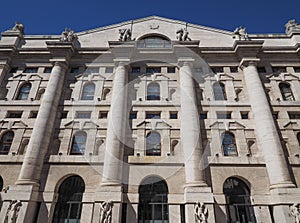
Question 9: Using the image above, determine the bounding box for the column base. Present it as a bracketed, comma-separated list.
[269, 181, 296, 190]
[15, 178, 40, 186]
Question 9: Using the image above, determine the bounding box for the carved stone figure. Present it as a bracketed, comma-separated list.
[194, 202, 208, 223]
[176, 28, 191, 41]
[289, 203, 300, 223]
[285, 19, 300, 34]
[118, 28, 132, 41]
[12, 22, 24, 34]
[60, 28, 77, 42]
[233, 26, 249, 40]
[1, 185, 9, 193]
[5, 200, 22, 223]
[99, 200, 113, 223]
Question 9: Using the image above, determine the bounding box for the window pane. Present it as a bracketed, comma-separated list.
[222, 132, 237, 156]
[24, 67, 38, 73]
[81, 84, 95, 100]
[146, 132, 161, 156]
[213, 82, 227, 101]
[17, 83, 31, 100]
[147, 83, 160, 100]
[280, 83, 294, 101]
[71, 132, 87, 155]
[0, 131, 14, 155]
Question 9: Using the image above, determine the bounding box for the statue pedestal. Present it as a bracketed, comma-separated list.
[184, 186, 215, 223]
[0, 185, 39, 223]
[93, 184, 123, 223]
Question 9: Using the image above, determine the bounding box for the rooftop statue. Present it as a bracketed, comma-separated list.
[60, 28, 77, 42]
[119, 28, 132, 41]
[176, 28, 191, 41]
[233, 26, 249, 40]
[285, 19, 300, 34]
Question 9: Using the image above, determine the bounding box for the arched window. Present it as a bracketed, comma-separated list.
[138, 176, 169, 222]
[81, 83, 95, 100]
[0, 131, 14, 155]
[279, 82, 294, 101]
[16, 83, 31, 100]
[70, 131, 87, 155]
[147, 83, 160, 100]
[223, 177, 256, 222]
[146, 132, 161, 156]
[137, 36, 171, 48]
[213, 82, 227, 101]
[222, 132, 237, 156]
[52, 176, 85, 223]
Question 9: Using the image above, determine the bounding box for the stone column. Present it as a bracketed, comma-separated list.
[179, 60, 206, 187]
[241, 59, 294, 189]
[102, 61, 128, 185]
[16, 61, 68, 185]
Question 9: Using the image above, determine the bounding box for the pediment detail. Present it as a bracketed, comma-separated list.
[136, 119, 172, 130]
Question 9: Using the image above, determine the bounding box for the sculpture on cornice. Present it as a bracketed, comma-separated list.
[99, 200, 113, 223]
[176, 28, 191, 41]
[11, 21, 24, 34]
[233, 26, 249, 40]
[5, 200, 22, 223]
[285, 19, 300, 34]
[119, 28, 132, 41]
[194, 202, 208, 223]
[60, 28, 77, 42]
[289, 203, 300, 223]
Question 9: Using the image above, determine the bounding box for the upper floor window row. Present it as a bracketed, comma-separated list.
[10, 67, 52, 74]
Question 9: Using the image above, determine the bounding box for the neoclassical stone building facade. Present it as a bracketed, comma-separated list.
[0, 16, 300, 223]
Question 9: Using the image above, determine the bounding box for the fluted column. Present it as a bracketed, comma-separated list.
[179, 60, 206, 187]
[16, 61, 68, 185]
[241, 59, 294, 189]
[102, 61, 127, 185]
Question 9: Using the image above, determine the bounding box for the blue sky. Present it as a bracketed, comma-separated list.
[1, 0, 300, 35]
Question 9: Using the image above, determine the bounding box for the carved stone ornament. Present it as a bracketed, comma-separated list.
[5, 200, 22, 223]
[285, 19, 300, 34]
[233, 26, 249, 40]
[194, 202, 208, 223]
[99, 200, 113, 223]
[176, 28, 191, 41]
[60, 28, 77, 42]
[118, 28, 132, 41]
[289, 203, 300, 223]
[8, 21, 24, 34]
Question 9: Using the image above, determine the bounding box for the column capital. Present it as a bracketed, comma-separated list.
[177, 58, 194, 67]
[113, 59, 130, 67]
[49, 60, 69, 70]
[239, 58, 260, 70]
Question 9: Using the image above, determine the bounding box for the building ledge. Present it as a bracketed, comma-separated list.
[208, 155, 265, 165]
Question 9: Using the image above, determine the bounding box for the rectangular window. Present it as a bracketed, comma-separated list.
[70, 67, 79, 74]
[167, 67, 176, 73]
[211, 66, 224, 73]
[146, 112, 161, 119]
[9, 67, 18, 73]
[288, 112, 300, 119]
[85, 67, 99, 74]
[217, 112, 231, 119]
[146, 67, 161, 74]
[241, 112, 249, 119]
[169, 111, 178, 119]
[230, 66, 238, 73]
[61, 111, 68, 119]
[6, 111, 23, 118]
[272, 66, 286, 73]
[294, 67, 300, 73]
[129, 112, 137, 119]
[29, 111, 38, 118]
[24, 67, 38, 73]
[75, 111, 91, 119]
[44, 67, 52, 73]
[105, 67, 114, 73]
[257, 67, 266, 73]
[131, 67, 140, 74]
[99, 111, 108, 119]
[200, 112, 208, 120]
